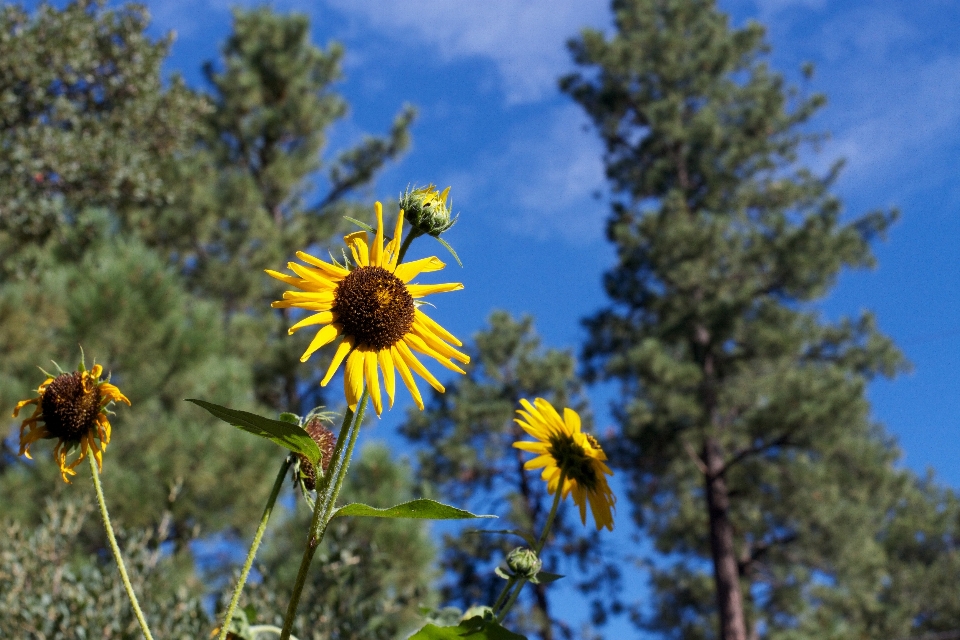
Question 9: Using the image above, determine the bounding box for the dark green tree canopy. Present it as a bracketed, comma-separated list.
[562, 1, 921, 638]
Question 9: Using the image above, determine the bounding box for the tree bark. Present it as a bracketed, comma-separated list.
[704, 437, 748, 640]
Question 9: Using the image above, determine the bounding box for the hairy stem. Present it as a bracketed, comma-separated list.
[88, 454, 155, 640]
[218, 456, 292, 640]
[279, 392, 368, 640]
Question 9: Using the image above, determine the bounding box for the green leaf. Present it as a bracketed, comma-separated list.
[343, 216, 375, 233]
[333, 499, 496, 520]
[436, 236, 463, 267]
[186, 399, 320, 464]
[409, 618, 527, 640]
[535, 571, 564, 584]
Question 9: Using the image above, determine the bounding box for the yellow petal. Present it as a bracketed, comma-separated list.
[410, 323, 470, 364]
[394, 256, 446, 283]
[406, 282, 464, 298]
[396, 339, 445, 393]
[345, 231, 369, 267]
[12, 397, 38, 417]
[288, 262, 337, 287]
[265, 270, 326, 292]
[370, 202, 384, 267]
[378, 349, 396, 409]
[563, 407, 582, 435]
[523, 454, 555, 470]
[365, 349, 383, 416]
[405, 333, 466, 374]
[283, 291, 336, 303]
[300, 324, 342, 362]
[272, 300, 333, 312]
[344, 348, 365, 410]
[513, 441, 548, 454]
[386, 211, 405, 270]
[288, 311, 335, 335]
[414, 309, 463, 346]
[296, 251, 349, 278]
[390, 344, 423, 410]
[321, 337, 354, 386]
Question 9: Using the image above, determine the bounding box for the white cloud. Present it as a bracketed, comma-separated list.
[317, 0, 608, 104]
[452, 105, 607, 244]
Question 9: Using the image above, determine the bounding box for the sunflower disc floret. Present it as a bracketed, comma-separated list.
[267, 202, 469, 416]
[513, 398, 616, 531]
[14, 363, 130, 483]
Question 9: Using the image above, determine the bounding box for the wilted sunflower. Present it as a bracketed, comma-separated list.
[14, 363, 130, 483]
[267, 202, 468, 415]
[513, 398, 615, 531]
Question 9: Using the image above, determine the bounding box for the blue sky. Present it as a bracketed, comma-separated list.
[135, 0, 960, 633]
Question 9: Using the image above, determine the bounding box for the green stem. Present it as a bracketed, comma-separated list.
[535, 472, 565, 554]
[279, 392, 368, 640]
[397, 229, 422, 265]
[491, 576, 517, 615]
[496, 471, 566, 624]
[218, 456, 292, 640]
[88, 454, 155, 640]
[250, 625, 297, 639]
[495, 580, 526, 624]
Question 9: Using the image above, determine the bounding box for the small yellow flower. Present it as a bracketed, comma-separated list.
[513, 398, 615, 531]
[267, 202, 468, 416]
[13, 363, 130, 483]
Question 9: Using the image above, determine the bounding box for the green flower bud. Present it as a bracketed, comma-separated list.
[505, 547, 542, 582]
[399, 184, 457, 237]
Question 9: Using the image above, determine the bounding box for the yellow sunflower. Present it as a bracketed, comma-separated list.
[513, 398, 616, 531]
[14, 363, 130, 483]
[267, 202, 468, 416]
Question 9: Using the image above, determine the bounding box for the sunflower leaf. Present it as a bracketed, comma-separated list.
[186, 399, 321, 465]
[408, 618, 527, 640]
[343, 216, 375, 233]
[436, 236, 463, 267]
[333, 499, 496, 520]
[535, 571, 564, 584]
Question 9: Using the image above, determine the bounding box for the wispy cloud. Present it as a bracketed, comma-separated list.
[451, 105, 607, 244]
[317, 0, 607, 104]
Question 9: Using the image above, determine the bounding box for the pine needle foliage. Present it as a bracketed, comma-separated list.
[560, 0, 930, 638]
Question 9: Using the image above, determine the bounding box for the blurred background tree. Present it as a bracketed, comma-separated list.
[0, 2, 433, 637]
[563, 0, 960, 639]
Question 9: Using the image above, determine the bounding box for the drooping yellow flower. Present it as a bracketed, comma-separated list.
[513, 398, 615, 531]
[267, 202, 468, 416]
[14, 364, 130, 483]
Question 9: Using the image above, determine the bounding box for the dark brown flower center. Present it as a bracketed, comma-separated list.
[41, 373, 101, 442]
[333, 266, 415, 351]
[548, 434, 600, 491]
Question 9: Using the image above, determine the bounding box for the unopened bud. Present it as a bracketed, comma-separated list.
[505, 547, 542, 582]
[296, 415, 337, 491]
[399, 184, 457, 237]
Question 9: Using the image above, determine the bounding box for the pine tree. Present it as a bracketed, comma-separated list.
[0, 0, 204, 279]
[137, 6, 416, 416]
[562, 1, 908, 638]
[400, 312, 614, 640]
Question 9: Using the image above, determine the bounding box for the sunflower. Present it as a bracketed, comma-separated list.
[267, 202, 468, 416]
[13, 363, 130, 483]
[513, 398, 615, 531]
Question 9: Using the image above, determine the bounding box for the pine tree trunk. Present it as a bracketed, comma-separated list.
[704, 438, 748, 640]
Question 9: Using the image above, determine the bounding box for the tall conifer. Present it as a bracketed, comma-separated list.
[562, 1, 904, 637]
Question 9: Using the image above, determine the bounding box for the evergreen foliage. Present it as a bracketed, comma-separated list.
[559, 0, 957, 637]
[401, 312, 616, 640]
[0, 4, 435, 634]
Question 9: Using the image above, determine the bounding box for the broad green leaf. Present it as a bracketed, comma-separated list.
[333, 499, 495, 520]
[186, 399, 320, 464]
[536, 571, 564, 584]
[409, 618, 526, 640]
